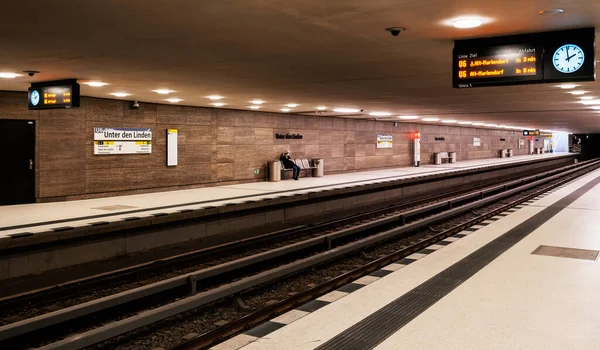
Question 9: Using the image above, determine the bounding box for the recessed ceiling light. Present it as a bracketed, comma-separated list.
[0, 72, 21, 79]
[483, 123, 497, 127]
[281, 108, 291, 112]
[557, 84, 578, 89]
[84, 81, 108, 87]
[333, 108, 361, 113]
[250, 99, 265, 105]
[581, 100, 600, 105]
[580, 96, 594, 100]
[569, 90, 587, 95]
[286, 103, 299, 108]
[539, 9, 564, 15]
[442, 120, 458, 123]
[166, 98, 183, 103]
[316, 106, 328, 111]
[422, 117, 440, 122]
[472, 122, 485, 126]
[154, 89, 175, 94]
[206, 95, 224, 100]
[248, 105, 261, 110]
[212, 102, 225, 107]
[111, 92, 130, 97]
[458, 121, 473, 125]
[398, 116, 418, 120]
[369, 112, 392, 117]
[452, 18, 484, 29]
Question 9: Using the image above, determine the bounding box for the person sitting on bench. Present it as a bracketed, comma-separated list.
[280, 150, 301, 180]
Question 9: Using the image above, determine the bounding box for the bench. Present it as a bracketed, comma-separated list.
[499, 149, 514, 158]
[280, 158, 317, 178]
[434, 152, 456, 165]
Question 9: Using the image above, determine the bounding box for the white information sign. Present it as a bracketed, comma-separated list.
[94, 141, 152, 155]
[473, 137, 481, 147]
[167, 129, 178, 166]
[94, 127, 152, 141]
[377, 135, 393, 149]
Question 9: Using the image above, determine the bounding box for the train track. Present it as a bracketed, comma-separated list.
[0, 161, 563, 312]
[0, 159, 596, 350]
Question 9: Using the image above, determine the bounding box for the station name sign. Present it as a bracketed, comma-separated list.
[93, 127, 152, 155]
[94, 127, 152, 141]
[275, 133, 303, 139]
[453, 28, 595, 88]
[28, 79, 81, 110]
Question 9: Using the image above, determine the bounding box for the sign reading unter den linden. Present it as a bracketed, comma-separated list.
[93, 127, 152, 155]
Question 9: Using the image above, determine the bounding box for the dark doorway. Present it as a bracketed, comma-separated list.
[0, 119, 36, 205]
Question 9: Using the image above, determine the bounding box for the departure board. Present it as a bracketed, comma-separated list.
[453, 28, 595, 88]
[28, 79, 80, 110]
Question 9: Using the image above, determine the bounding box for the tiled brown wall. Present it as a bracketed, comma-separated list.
[0, 91, 544, 201]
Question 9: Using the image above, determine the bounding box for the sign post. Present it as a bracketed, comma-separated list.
[414, 132, 421, 167]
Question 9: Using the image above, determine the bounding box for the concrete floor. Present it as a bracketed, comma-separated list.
[215, 165, 600, 350]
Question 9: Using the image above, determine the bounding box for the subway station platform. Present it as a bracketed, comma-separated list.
[214, 160, 600, 350]
[0, 153, 569, 238]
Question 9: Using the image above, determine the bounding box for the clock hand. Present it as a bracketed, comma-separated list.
[566, 53, 576, 61]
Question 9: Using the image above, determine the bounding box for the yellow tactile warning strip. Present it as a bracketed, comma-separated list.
[531, 245, 599, 261]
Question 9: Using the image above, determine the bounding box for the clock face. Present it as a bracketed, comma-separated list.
[553, 44, 585, 73]
[30, 90, 40, 106]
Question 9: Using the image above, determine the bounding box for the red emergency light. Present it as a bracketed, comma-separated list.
[529, 136, 534, 141]
[414, 132, 421, 139]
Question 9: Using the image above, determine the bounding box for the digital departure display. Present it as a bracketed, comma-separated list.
[28, 79, 80, 110]
[453, 28, 595, 88]
[456, 45, 543, 85]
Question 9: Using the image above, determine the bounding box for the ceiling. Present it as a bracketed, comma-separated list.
[0, 0, 599, 132]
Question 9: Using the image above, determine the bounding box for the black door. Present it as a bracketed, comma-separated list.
[0, 119, 36, 205]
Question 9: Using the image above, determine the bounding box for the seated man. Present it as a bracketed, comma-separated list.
[280, 150, 301, 180]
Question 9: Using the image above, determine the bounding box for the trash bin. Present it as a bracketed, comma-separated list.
[536, 147, 541, 154]
[507, 149, 513, 157]
[434, 153, 442, 165]
[269, 161, 281, 182]
[499, 149, 507, 158]
[449, 152, 457, 163]
[313, 159, 324, 177]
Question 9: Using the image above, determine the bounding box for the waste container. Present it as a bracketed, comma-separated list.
[449, 152, 457, 163]
[499, 149, 507, 158]
[507, 149, 513, 157]
[535, 147, 541, 154]
[313, 159, 324, 177]
[434, 153, 442, 165]
[269, 161, 281, 182]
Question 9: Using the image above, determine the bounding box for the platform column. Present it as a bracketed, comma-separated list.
[529, 138, 535, 154]
[414, 132, 421, 167]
